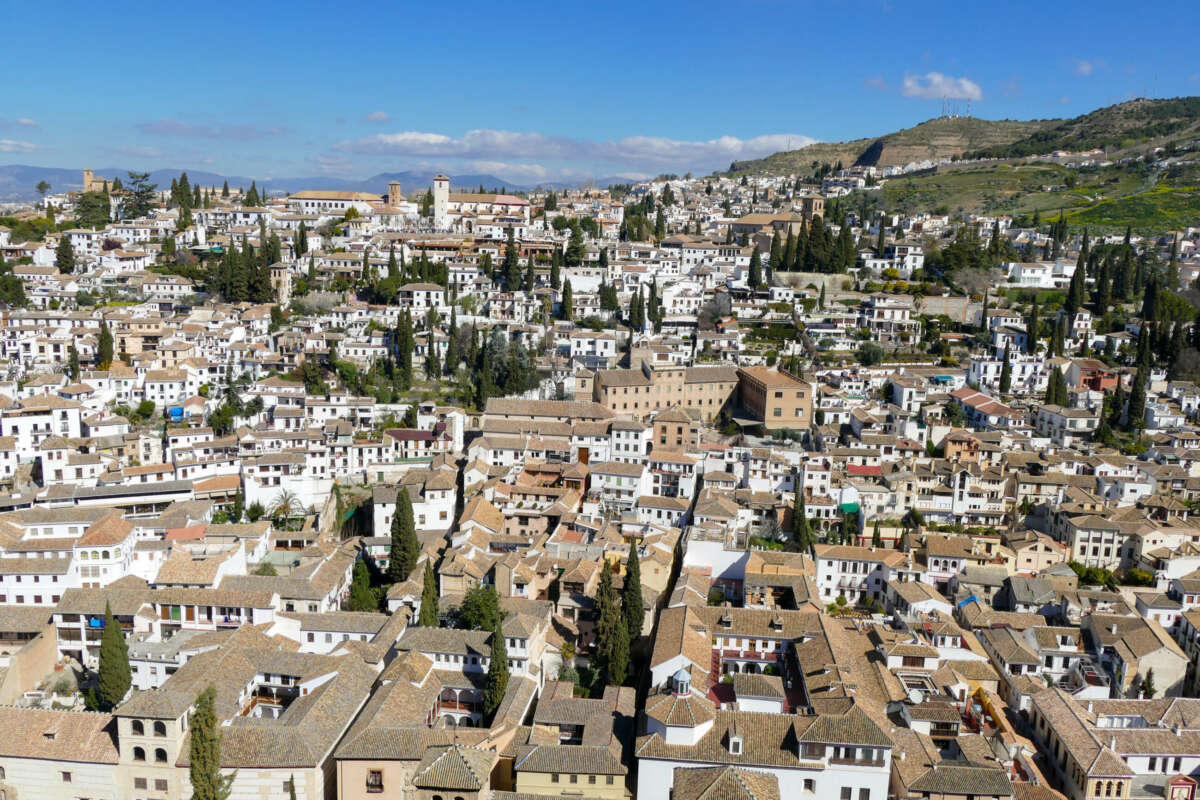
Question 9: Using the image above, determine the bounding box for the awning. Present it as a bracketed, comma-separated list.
[839, 502, 859, 514]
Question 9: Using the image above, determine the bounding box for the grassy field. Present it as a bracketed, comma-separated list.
[871, 160, 1173, 227]
[1064, 183, 1200, 230]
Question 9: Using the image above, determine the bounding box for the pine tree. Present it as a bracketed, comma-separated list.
[189, 686, 234, 800]
[622, 546, 644, 640]
[388, 488, 419, 582]
[483, 620, 509, 720]
[97, 601, 130, 710]
[999, 344, 1012, 394]
[55, 235, 75, 274]
[97, 320, 114, 368]
[418, 562, 439, 626]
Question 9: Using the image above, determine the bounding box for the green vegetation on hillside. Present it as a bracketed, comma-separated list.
[1065, 183, 1200, 230]
[966, 97, 1200, 159]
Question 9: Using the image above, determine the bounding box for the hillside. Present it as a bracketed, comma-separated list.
[732, 97, 1200, 178]
[728, 116, 1055, 175]
[965, 97, 1200, 159]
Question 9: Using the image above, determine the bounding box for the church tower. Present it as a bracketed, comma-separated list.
[432, 174, 449, 228]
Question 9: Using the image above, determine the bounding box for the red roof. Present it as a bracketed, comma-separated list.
[165, 524, 207, 541]
[848, 464, 883, 476]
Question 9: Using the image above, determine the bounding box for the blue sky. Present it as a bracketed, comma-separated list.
[2, 0, 1197, 184]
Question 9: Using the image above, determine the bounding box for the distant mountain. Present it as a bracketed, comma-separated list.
[0, 165, 644, 203]
[728, 97, 1200, 177]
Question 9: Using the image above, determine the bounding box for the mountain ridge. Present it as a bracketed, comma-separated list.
[728, 96, 1200, 177]
[0, 166, 642, 203]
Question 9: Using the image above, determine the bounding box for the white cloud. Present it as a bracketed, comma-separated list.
[333, 129, 817, 174]
[16, 118, 37, 127]
[901, 72, 983, 101]
[1072, 59, 1106, 77]
[0, 139, 39, 153]
[364, 111, 390, 123]
[136, 118, 285, 140]
[863, 75, 890, 91]
[114, 145, 164, 158]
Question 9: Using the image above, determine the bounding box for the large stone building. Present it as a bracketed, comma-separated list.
[591, 360, 737, 421]
[736, 366, 814, 430]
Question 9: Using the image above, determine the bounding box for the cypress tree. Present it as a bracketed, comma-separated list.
[221, 180, 230, 198]
[1126, 364, 1149, 430]
[97, 601, 130, 710]
[1065, 260, 1085, 318]
[871, 520, 882, 547]
[560, 280, 573, 321]
[999, 344, 1012, 394]
[68, 344, 80, 381]
[97, 320, 114, 368]
[483, 620, 509, 720]
[418, 562, 439, 626]
[608, 619, 630, 686]
[792, 491, 813, 551]
[189, 686, 234, 800]
[388, 488, 419, 582]
[445, 307, 459, 372]
[296, 221, 308, 256]
[550, 250, 561, 290]
[593, 565, 617, 683]
[55, 235, 75, 274]
[748, 245, 762, 288]
[1026, 300, 1039, 354]
[1050, 315, 1067, 357]
[523, 256, 535, 292]
[622, 546, 644, 640]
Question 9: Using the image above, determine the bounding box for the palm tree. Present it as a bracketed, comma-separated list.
[269, 490, 301, 530]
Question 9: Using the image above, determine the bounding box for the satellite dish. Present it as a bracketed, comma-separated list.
[908, 689, 924, 705]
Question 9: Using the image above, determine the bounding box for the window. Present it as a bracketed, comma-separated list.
[132, 720, 144, 735]
[589, 775, 597, 784]
[552, 774, 560, 784]
[570, 774, 578, 784]
[155, 779, 168, 791]
[607, 776, 615, 785]
[805, 780, 816, 793]
[154, 748, 168, 763]
[154, 721, 167, 736]
[61, 772, 72, 783]
[366, 770, 383, 793]
[841, 789, 851, 800]
[133, 746, 146, 761]
[860, 790, 870, 800]
[134, 777, 147, 789]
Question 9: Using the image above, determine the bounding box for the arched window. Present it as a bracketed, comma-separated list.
[131, 720, 144, 735]
[102, 551, 110, 560]
[154, 748, 168, 763]
[132, 746, 145, 762]
[153, 721, 167, 737]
